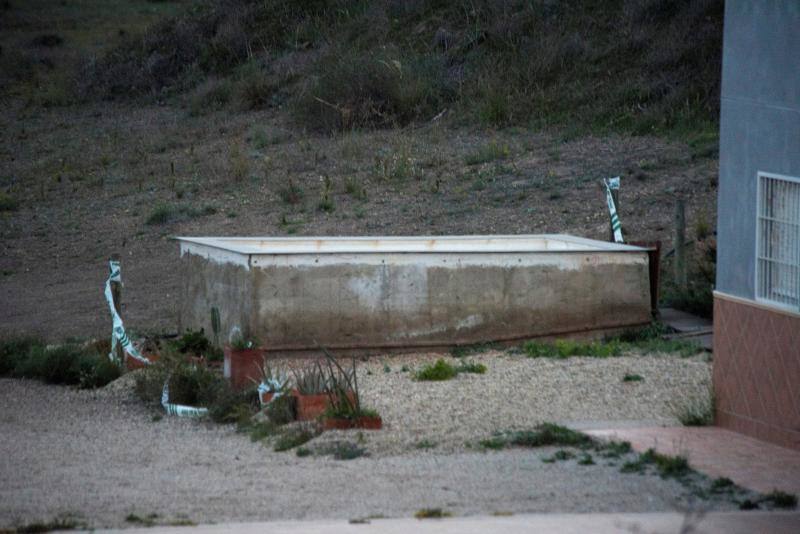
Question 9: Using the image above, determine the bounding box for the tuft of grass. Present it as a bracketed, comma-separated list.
[764, 490, 797, 509]
[415, 359, 487, 381]
[145, 203, 216, 225]
[296, 447, 312, 457]
[415, 359, 457, 381]
[457, 361, 487, 374]
[578, 452, 595, 465]
[415, 439, 437, 450]
[676, 387, 715, 426]
[599, 440, 632, 459]
[450, 343, 497, 358]
[710, 477, 735, 493]
[623, 373, 644, 382]
[278, 179, 304, 205]
[481, 423, 593, 450]
[125, 513, 159, 527]
[523, 339, 624, 358]
[620, 448, 691, 480]
[331, 442, 366, 460]
[15, 516, 82, 533]
[415, 508, 451, 519]
[229, 142, 249, 182]
[521, 323, 702, 359]
[344, 176, 367, 201]
[465, 141, 510, 166]
[273, 427, 315, 452]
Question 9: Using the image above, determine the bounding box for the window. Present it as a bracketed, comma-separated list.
[756, 172, 800, 311]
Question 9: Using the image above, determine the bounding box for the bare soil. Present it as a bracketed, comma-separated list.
[0, 97, 717, 341]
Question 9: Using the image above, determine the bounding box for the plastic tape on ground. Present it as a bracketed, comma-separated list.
[105, 260, 150, 365]
[161, 378, 209, 418]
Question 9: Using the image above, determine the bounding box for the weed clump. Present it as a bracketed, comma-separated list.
[0, 338, 120, 389]
[764, 490, 798, 509]
[145, 203, 216, 225]
[415, 508, 451, 519]
[415, 359, 487, 381]
[621, 448, 691, 479]
[521, 323, 701, 359]
[480, 423, 593, 450]
[415, 359, 457, 381]
[273, 426, 315, 452]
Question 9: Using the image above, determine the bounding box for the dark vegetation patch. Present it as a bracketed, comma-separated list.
[414, 358, 486, 381]
[521, 322, 701, 359]
[0, 337, 121, 389]
[82, 0, 723, 136]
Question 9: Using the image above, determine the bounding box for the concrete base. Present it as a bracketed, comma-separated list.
[177, 235, 652, 354]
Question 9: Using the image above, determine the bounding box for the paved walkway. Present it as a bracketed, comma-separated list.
[95, 511, 800, 533]
[586, 426, 800, 495]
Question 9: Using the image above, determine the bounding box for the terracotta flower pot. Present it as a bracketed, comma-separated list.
[293, 390, 357, 421]
[322, 415, 383, 431]
[259, 391, 274, 406]
[223, 346, 264, 390]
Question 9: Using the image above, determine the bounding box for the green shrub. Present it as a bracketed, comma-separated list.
[1, 339, 119, 388]
[0, 337, 44, 375]
[764, 490, 797, 509]
[172, 328, 210, 355]
[292, 50, 450, 132]
[415, 359, 458, 381]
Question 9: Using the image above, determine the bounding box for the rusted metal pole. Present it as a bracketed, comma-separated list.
[110, 253, 123, 363]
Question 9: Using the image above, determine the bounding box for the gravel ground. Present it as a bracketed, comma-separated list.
[1, 351, 729, 530]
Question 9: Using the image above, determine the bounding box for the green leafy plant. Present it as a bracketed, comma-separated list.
[317, 347, 379, 421]
[415, 359, 457, 381]
[623, 373, 643, 382]
[292, 364, 327, 395]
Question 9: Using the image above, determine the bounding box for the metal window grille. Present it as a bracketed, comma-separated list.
[756, 172, 800, 311]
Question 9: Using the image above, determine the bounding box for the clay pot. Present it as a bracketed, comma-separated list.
[259, 391, 274, 406]
[322, 415, 383, 431]
[223, 346, 264, 390]
[293, 390, 357, 421]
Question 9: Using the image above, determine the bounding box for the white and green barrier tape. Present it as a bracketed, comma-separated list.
[161, 378, 209, 418]
[603, 176, 624, 243]
[257, 377, 289, 408]
[104, 260, 150, 365]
